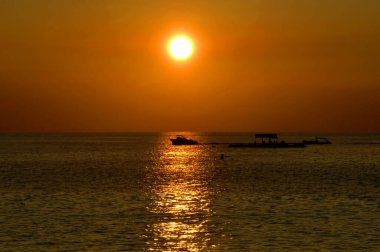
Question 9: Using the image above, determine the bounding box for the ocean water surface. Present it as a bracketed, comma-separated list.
[0, 133, 379, 251]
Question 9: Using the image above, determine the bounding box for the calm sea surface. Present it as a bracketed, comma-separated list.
[0, 133, 379, 251]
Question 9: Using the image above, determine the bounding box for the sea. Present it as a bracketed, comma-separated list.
[0, 132, 379, 251]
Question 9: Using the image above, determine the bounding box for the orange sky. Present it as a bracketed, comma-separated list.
[1, 0, 379, 132]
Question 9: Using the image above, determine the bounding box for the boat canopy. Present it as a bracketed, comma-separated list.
[254, 133, 278, 144]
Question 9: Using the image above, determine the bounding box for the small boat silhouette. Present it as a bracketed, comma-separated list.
[303, 137, 332, 145]
[170, 135, 198, 145]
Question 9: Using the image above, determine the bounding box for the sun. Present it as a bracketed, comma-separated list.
[167, 35, 194, 61]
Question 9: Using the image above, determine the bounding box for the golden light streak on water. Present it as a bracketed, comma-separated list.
[146, 140, 214, 251]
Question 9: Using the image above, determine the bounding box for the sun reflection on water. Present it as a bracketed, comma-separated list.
[145, 138, 215, 251]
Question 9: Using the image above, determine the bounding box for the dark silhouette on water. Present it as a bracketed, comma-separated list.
[303, 137, 332, 145]
[229, 133, 306, 148]
[169, 133, 308, 148]
[170, 135, 198, 145]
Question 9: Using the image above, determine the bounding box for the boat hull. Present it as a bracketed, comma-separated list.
[170, 139, 198, 145]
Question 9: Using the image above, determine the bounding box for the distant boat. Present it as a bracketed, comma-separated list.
[303, 137, 332, 145]
[229, 133, 306, 148]
[170, 135, 198, 145]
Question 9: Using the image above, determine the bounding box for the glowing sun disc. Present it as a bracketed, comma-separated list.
[167, 35, 194, 60]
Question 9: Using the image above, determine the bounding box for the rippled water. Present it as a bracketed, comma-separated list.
[0, 133, 379, 251]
